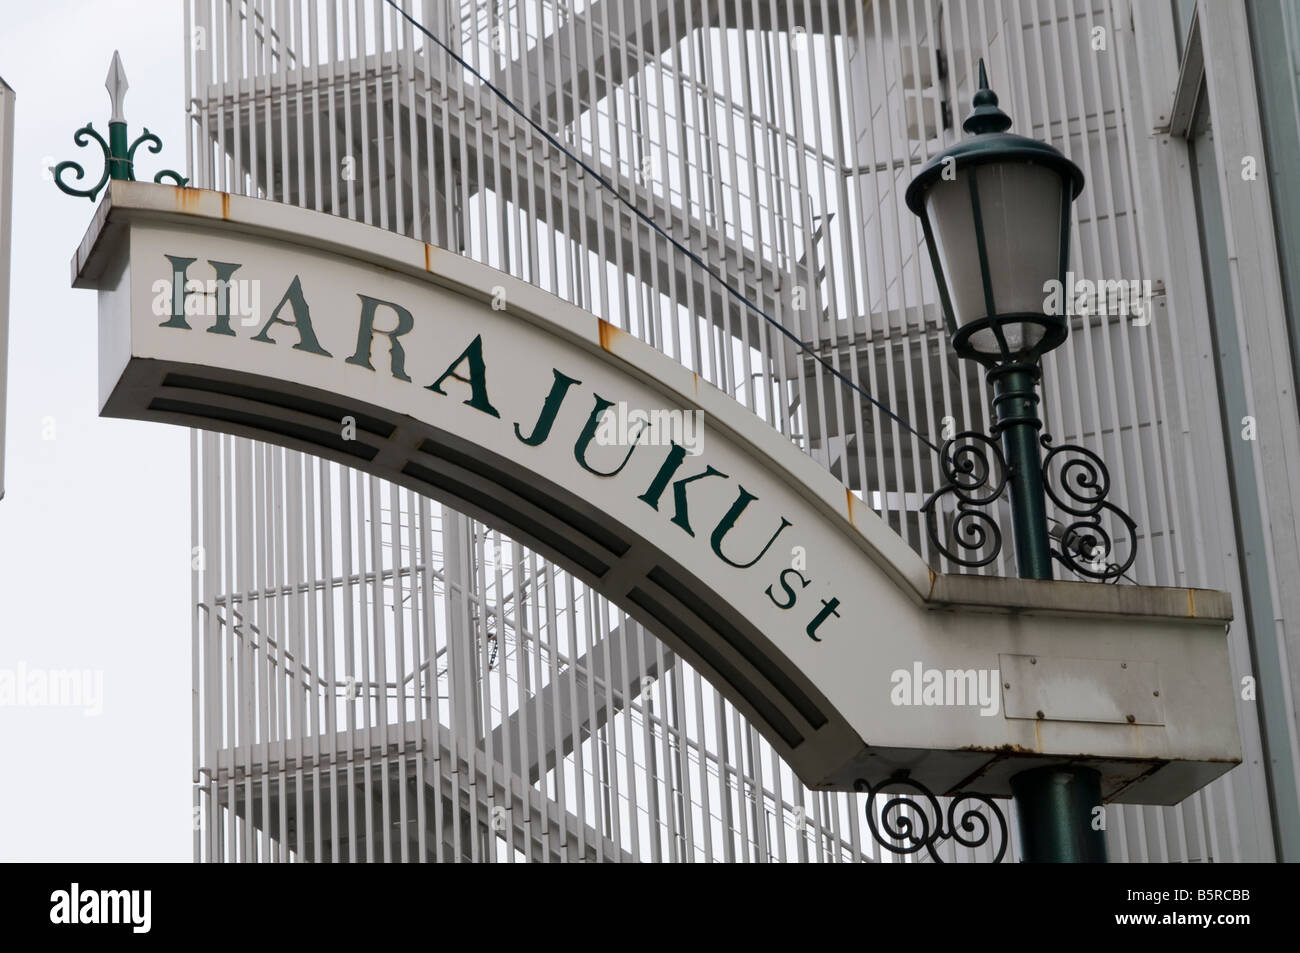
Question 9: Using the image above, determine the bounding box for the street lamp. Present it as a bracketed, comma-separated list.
[906, 61, 1137, 864]
[906, 59, 1082, 581]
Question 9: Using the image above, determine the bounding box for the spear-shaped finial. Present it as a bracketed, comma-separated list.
[105, 50, 128, 124]
[962, 57, 1013, 136]
[52, 51, 187, 201]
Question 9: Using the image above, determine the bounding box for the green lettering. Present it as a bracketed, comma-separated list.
[347, 294, 414, 381]
[806, 597, 841, 641]
[710, 486, 792, 569]
[426, 334, 499, 417]
[574, 394, 640, 476]
[515, 369, 581, 446]
[764, 568, 810, 610]
[251, 275, 332, 356]
[638, 442, 726, 537]
[160, 255, 241, 335]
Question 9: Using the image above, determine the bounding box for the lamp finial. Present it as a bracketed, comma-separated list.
[963, 58, 1013, 135]
[105, 51, 128, 124]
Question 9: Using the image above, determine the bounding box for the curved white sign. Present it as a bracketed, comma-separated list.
[74, 183, 1239, 801]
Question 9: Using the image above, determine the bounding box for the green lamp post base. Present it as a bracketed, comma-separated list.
[1011, 765, 1108, 862]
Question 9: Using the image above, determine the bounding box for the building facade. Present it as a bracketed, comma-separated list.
[181, 0, 1300, 861]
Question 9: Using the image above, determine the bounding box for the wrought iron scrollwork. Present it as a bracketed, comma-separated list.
[53, 122, 188, 201]
[855, 773, 1008, 863]
[1040, 435, 1137, 581]
[127, 127, 190, 187]
[922, 429, 1138, 581]
[52, 123, 114, 200]
[920, 431, 1008, 568]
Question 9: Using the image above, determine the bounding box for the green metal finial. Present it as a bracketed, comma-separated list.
[962, 58, 1013, 136]
[53, 51, 188, 201]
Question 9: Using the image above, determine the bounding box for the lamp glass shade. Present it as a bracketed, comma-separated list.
[924, 160, 1067, 357]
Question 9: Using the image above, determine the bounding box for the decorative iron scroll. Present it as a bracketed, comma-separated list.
[52, 124, 114, 200]
[921, 429, 1138, 581]
[920, 430, 1008, 569]
[54, 123, 188, 201]
[855, 773, 1008, 863]
[1040, 435, 1137, 582]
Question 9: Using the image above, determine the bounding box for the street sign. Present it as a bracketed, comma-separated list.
[72, 181, 1240, 802]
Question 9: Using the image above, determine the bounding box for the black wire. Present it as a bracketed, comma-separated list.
[381, 0, 940, 454]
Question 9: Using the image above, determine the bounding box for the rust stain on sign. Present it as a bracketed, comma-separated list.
[173, 186, 206, 214]
[598, 318, 620, 352]
[957, 742, 1040, 756]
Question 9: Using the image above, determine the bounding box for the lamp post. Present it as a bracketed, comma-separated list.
[906, 59, 1080, 582]
[906, 61, 1113, 863]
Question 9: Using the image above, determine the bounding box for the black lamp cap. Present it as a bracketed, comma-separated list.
[964, 59, 1013, 134]
[903, 60, 1085, 214]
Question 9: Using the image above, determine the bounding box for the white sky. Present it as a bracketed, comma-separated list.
[0, 0, 190, 861]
